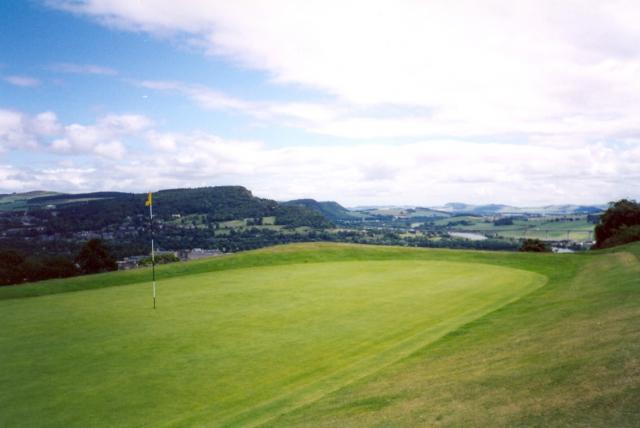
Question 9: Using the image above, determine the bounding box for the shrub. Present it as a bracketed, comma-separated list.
[139, 253, 180, 266]
[519, 239, 551, 252]
[594, 199, 640, 248]
[75, 239, 117, 274]
[598, 224, 640, 249]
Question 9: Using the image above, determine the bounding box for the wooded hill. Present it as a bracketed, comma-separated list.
[282, 199, 355, 221]
[20, 186, 333, 231]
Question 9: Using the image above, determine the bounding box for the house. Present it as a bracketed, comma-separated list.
[116, 255, 147, 270]
[178, 248, 223, 261]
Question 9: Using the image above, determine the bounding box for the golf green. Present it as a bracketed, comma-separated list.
[0, 259, 544, 427]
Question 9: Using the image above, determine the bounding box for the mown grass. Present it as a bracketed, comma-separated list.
[0, 256, 542, 427]
[0, 243, 567, 300]
[1, 242, 639, 427]
[268, 244, 640, 427]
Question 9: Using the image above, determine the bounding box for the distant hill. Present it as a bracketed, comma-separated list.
[550, 205, 605, 214]
[442, 202, 472, 211]
[0, 186, 343, 265]
[147, 187, 332, 227]
[9, 186, 333, 230]
[436, 202, 606, 215]
[0, 190, 60, 198]
[469, 204, 512, 215]
[28, 192, 130, 207]
[283, 199, 355, 221]
[351, 202, 604, 216]
[0, 191, 63, 211]
[361, 206, 450, 218]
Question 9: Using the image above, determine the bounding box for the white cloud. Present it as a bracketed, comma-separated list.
[0, 109, 60, 152]
[146, 131, 179, 151]
[31, 112, 62, 136]
[0, 164, 96, 190]
[5, 120, 640, 205]
[0, 110, 36, 152]
[138, 80, 252, 112]
[49, 62, 118, 75]
[7, 1, 640, 203]
[0, 109, 150, 159]
[46, 0, 640, 141]
[136, 77, 640, 141]
[97, 114, 153, 133]
[94, 141, 126, 159]
[50, 138, 72, 152]
[51, 114, 151, 158]
[136, 79, 350, 133]
[3, 75, 41, 87]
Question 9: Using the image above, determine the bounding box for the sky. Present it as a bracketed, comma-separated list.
[1, 0, 640, 207]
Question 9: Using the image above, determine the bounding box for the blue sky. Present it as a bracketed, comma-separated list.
[1, 0, 639, 206]
[0, 1, 319, 138]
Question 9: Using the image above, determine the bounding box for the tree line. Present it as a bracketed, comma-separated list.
[27, 186, 332, 232]
[0, 239, 116, 286]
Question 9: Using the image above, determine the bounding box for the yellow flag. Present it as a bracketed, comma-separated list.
[145, 192, 153, 207]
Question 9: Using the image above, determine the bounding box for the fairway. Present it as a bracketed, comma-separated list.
[0, 259, 543, 427]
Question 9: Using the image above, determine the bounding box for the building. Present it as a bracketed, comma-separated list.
[178, 248, 223, 261]
[116, 255, 147, 270]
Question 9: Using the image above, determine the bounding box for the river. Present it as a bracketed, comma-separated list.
[449, 231, 488, 241]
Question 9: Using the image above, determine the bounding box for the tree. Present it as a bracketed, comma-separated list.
[494, 217, 514, 226]
[519, 239, 550, 252]
[0, 250, 26, 285]
[594, 199, 640, 248]
[75, 239, 117, 274]
[139, 253, 179, 266]
[587, 214, 600, 225]
[26, 256, 78, 281]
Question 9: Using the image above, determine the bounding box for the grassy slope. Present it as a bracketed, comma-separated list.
[0, 257, 541, 427]
[270, 244, 640, 427]
[0, 191, 60, 211]
[0, 243, 571, 301]
[0, 242, 638, 427]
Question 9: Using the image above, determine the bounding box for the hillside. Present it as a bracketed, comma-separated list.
[362, 206, 450, 218]
[283, 198, 356, 221]
[0, 186, 333, 258]
[436, 202, 606, 215]
[0, 190, 62, 211]
[350, 203, 604, 217]
[1, 242, 638, 426]
[17, 187, 332, 226]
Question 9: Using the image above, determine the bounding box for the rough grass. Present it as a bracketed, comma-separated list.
[268, 245, 640, 427]
[1, 242, 639, 427]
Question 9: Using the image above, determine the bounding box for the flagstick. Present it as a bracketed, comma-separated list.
[150, 198, 156, 309]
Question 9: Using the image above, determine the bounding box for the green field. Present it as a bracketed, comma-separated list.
[0, 191, 60, 211]
[492, 228, 593, 241]
[365, 207, 448, 218]
[443, 215, 595, 241]
[1, 243, 639, 426]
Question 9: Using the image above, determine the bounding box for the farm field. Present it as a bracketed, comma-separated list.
[0, 191, 60, 211]
[363, 207, 448, 218]
[443, 215, 595, 241]
[493, 228, 593, 241]
[1, 242, 639, 427]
